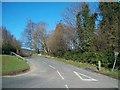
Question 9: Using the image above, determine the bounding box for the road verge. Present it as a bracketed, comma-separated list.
[1, 55, 30, 76]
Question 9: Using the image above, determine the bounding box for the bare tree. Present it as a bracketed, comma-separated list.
[62, 3, 84, 50]
[22, 20, 48, 53]
[62, 3, 83, 28]
[34, 22, 48, 53]
[22, 20, 35, 50]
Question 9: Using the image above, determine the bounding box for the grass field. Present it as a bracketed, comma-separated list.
[0, 55, 30, 75]
[36, 54, 119, 79]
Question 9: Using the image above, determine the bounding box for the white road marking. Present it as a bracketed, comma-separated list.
[65, 84, 69, 89]
[57, 70, 64, 80]
[49, 65, 55, 69]
[74, 71, 98, 81]
[78, 72, 98, 81]
[74, 71, 83, 80]
[42, 61, 47, 64]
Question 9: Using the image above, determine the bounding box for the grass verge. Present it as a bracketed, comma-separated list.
[0, 55, 30, 76]
[36, 54, 119, 79]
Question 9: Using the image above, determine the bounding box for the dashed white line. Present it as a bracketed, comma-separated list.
[57, 70, 64, 80]
[42, 61, 47, 64]
[65, 84, 69, 89]
[49, 65, 55, 69]
[73, 71, 98, 81]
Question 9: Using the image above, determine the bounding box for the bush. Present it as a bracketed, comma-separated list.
[80, 51, 108, 67]
[117, 53, 120, 69]
[64, 50, 81, 61]
[92, 50, 115, 69]
[80, 51, 94, 63]
[102, 50, 115, 68]
[2, 43, 16, 54]
[52, 50, 65, 58]
[50, 48, 117, 69]
[64, 51, 73, 60]
[58, 50, 65, 58]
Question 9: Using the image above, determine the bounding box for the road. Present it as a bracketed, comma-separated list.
[2, 56, 119, 89]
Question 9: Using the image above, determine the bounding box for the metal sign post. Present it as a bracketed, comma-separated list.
[112, 51, 119, 71]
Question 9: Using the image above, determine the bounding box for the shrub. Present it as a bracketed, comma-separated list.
[64, 51, 73, 60]
[117, 53, 120, 69]
[104, 50, 115, 68]
[64, 50, 82, 61]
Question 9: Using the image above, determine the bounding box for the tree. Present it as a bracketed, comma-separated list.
[1, 27, 21, 54]
[75, 3, 97, 52]
[90, 2, 120, 68]
[62, 3, 83, 50]
[22, 20, 48, 53]
[62, 3, 83, 28]
[99, 2, 119, 51]
[22, 20, 35, 50]
[62, 3, 98, 52]
[46, 23, 66, 53]
[46, 22, 76, 57]
[34, 22, 48, 53]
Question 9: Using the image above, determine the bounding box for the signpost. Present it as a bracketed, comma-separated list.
[112, 51, 119, 71]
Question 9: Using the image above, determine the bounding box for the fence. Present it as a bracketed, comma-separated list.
[11, 52, 28, 62]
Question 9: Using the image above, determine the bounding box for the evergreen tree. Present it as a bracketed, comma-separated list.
[99, 2, 119, 51]
[76, 3, 97, 52]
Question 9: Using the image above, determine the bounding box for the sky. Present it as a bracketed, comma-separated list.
[2, 2, 98, 40]
[0, 3, 2, 26]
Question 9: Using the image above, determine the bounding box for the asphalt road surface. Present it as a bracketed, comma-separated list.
[2, 56, 119, 89]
